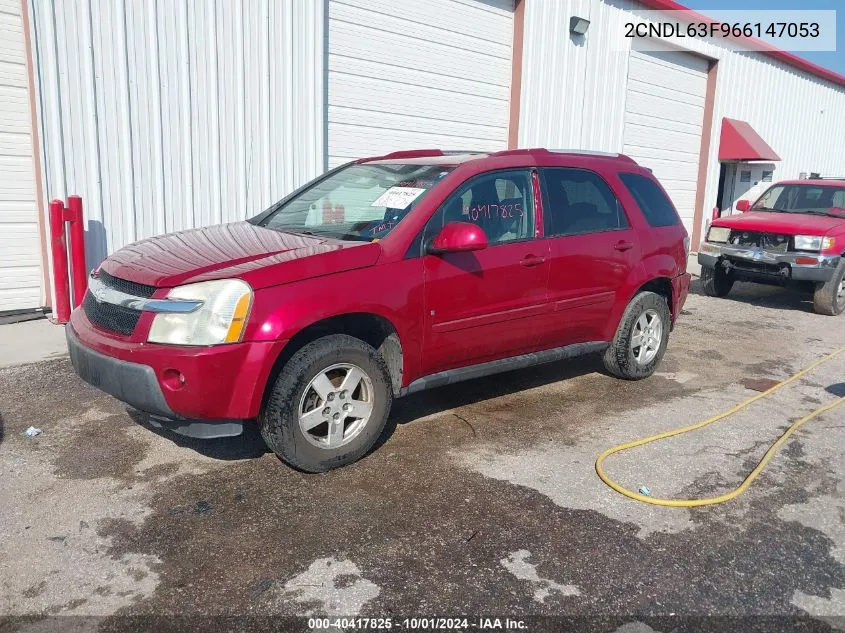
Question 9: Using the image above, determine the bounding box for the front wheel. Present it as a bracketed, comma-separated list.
[701, 264, 734, 297]
[812, 258, 845, 316]
[259, 334, 393, 472]
[603, 291, 671, 380]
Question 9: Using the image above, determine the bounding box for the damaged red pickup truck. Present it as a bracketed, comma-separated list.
[698, 180, 845, 316]
[67, 148, 690, 472]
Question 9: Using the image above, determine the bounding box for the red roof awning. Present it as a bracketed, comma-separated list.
[719, 118, 781, 162]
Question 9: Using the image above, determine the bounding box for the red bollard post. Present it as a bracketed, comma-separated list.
[49, 199, 71, 324]
[66, 195, 87, 308]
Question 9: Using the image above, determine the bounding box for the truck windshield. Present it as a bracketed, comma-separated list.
[256, 163, 454, 241]
[753, 184, 845, 216]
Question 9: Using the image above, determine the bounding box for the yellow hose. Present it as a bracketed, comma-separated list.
[595, 347, 845, 507]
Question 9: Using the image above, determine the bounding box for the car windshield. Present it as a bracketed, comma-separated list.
[256, 163, 454, 241]
[753, 184, 845, 216]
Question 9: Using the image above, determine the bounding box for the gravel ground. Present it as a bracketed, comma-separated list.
[1, 279, 844, 633]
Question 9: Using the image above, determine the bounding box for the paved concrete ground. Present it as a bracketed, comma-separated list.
[1, 279, 844, 633]
[0, 318, 67, 369]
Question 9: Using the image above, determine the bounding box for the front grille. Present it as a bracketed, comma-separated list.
[728, 230, 790, 253]
[99, 269, 156, 298]
[83, 293, 142, 336]
[82, 271, 154, 336]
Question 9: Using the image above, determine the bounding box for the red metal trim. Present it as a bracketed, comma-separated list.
[66, 195, 88, 308]
[718, 117, 781, 161]
[636, 0, 845, 88]
[20, 0, 51, 309]
[690, 59, 718, 250]
[508, 0, 525, 149]
[49, 199, 71, 323]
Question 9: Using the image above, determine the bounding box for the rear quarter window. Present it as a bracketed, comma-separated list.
[618, 173, 680, 228]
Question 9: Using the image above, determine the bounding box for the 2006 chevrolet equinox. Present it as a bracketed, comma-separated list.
[67, 148, 691, 472]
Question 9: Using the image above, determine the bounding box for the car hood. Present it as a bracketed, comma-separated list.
[712, 210, 845, 234]
[100, 222, 381, 290]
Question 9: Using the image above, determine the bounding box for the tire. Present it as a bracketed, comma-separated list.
[259, 334, 393, 472]
[603, 291, 672, 380]
[812, 258, 845, 316]
[701, 264, 734, 297]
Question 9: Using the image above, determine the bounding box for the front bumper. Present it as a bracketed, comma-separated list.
[698, 242, 840, 283]
[67, 307, 288, 422]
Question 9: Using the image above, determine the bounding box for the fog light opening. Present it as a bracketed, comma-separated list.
[162, 368, 186, 391]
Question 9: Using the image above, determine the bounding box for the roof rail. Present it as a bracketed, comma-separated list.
[490, 148, 637, 163]
[363, 149, 445, 161]
[546, 148, 637, 163]
[362, 149, 487, 161]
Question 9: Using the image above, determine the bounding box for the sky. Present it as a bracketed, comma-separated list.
[684, 0, 845, 75]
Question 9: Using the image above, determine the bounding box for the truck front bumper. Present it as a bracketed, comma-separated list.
[698, 242, 840, 283]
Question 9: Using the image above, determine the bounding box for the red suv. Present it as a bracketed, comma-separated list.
[67, 149, 690, 471]
[698, 180, 845, 315]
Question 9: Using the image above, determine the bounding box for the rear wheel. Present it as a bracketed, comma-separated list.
[259, 334, 393, 472]
[603, 291, 671, 380]
[701, 264, 734, 297]
[812, 258, 845, 316]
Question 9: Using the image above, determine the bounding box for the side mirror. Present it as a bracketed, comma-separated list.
[428, 222, 488, 254]
[735, 199, 751, 213]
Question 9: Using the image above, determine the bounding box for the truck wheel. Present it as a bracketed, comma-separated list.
[701, 264, 734, 297]
[260, 334, 393, 472]
[603, 291, 671, 380]
[812, 258, 845, 316]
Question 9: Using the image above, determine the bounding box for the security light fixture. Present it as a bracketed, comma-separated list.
[570, 15, 590, 35]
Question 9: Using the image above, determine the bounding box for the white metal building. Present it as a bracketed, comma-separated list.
[2, 0, 845, 314]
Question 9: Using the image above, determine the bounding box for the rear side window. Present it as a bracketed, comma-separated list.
[541, 168, 629, 237]
[618, 173, 679, 228]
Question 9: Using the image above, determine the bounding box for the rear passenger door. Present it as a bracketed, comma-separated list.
[539, 168, 640, 345]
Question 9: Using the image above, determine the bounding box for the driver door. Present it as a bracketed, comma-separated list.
[420, 169, 550, 375]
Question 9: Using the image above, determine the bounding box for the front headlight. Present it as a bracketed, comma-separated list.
[148, 279, 253, 345]
[793, 235, 833, 252]
[707, 226, 731, 243]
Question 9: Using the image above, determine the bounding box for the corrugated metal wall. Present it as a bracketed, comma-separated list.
[519, 0, 845, 242]
[326, 0, 514, 169]
[29, 0, 325, 273]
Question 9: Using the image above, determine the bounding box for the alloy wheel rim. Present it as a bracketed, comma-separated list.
[631, 309, 663, 365]
[298, 363, 375, 450]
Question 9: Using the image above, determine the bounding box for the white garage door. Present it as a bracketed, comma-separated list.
[327, 0, 514, 168]
[0, 0, 41, 312]
[622, 49, 709, 236]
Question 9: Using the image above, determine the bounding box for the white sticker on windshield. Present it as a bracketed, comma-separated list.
[371, 187, 426, 209]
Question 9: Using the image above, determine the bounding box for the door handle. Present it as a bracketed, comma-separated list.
[613, 240, 634, 252]
[520, 255, 546, 268]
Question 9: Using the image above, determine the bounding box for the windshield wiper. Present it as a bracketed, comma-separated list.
[753, 206, 788, 213]
[264, 225, 323, 238]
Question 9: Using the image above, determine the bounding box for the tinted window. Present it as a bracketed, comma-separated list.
[424, 170, 535, 248]
[618, 173, 680, 227]
[542, 168, 629, 236]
